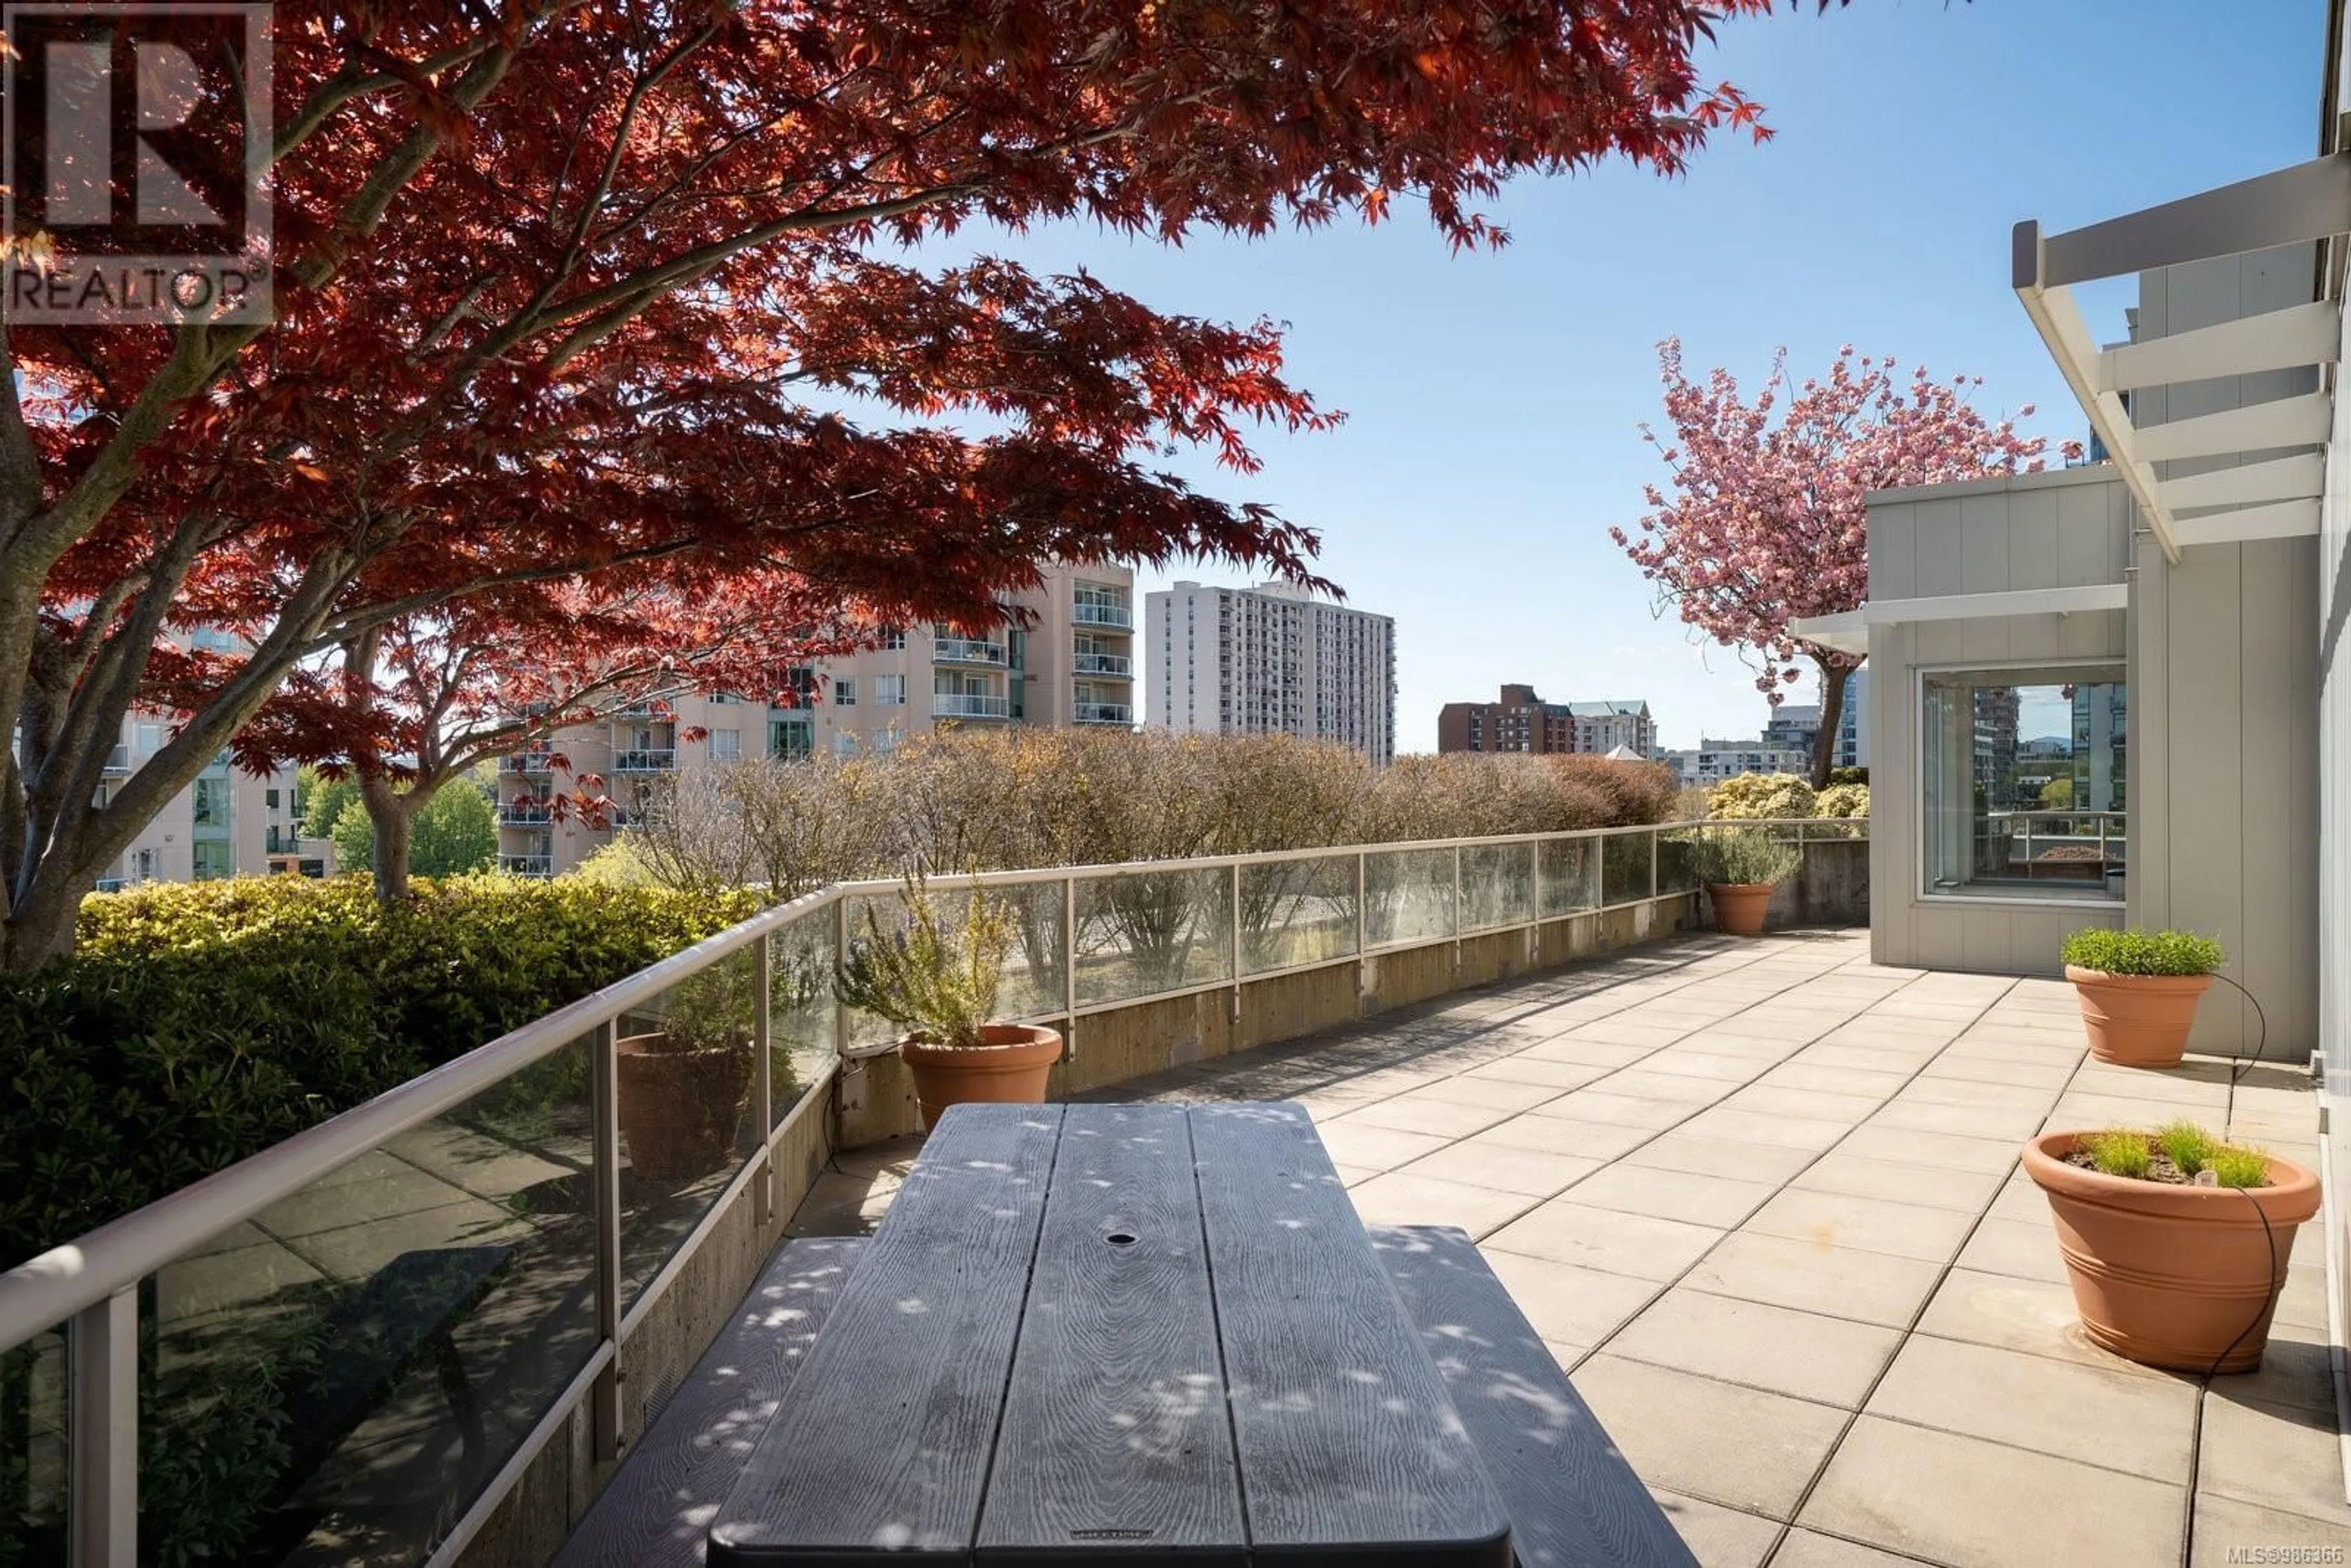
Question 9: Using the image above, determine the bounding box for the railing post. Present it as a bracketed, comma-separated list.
[753, 934, 774, 1225]
[831, 895, 850, 1061]
[69, 1286, 136, 1568]
[1451, 844, 1463, 969]
[1228, 863, 1243, 1024]
[591, 1017, 623, 1463]
[1648, 829, 1658, 902]
[1355, 851, 1370, 1008]
[1527, 838, 1544, 967]
[1063, 876, 1078, 1062]
[2022, 816, 2034, 877]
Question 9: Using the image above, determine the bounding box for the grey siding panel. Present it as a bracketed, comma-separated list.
[1864, 471, 2129, 978]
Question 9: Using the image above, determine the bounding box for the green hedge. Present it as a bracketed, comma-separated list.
[0, 875, 760, 1269]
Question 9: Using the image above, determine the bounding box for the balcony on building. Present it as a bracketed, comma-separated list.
[498, 852, 553, 877]
[1073, 700, 1133, 726]
[931, 635, 1009, 667]
[503, 751, 556, 775]
[932, 691, 1011, 719]
[1071, 642, 1132, 679]
[610, 748, 678, 773]
[498, 802, 553, 827]
[1071, 582, 1133, 630]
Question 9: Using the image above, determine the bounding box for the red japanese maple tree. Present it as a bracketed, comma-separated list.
[2, 1, 1779, 967]
[1612, 338, 2077, 786]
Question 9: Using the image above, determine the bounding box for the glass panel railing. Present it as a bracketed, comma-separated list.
[1239, 852, 1358, 975]
[1074, 866, 1232, 1006]
[1460, 842, 1535, 932]
[1363, 847, 1455, 948]
[140, 1033, 599, 1565]
[1656, 828, 1701, 895]
[838, 890, 910, 1056]
[616, 951, 760, 1307]
[0, 1322, 67, 1562]
[993, 881, 1070, 1022]
[1539, 837, 1599, 918]
[1600, 830, 1654, 907]
[768, 907, 838, 1129]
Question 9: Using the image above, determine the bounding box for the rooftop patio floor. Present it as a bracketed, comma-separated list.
[792, 929, 2347, 1568]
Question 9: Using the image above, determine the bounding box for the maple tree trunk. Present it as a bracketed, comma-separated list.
[1812, 659, 1853, 791]
[362, 776, 417, 903]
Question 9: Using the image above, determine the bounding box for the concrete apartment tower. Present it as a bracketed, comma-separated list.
[498, 561, 1138, 875]
[1145, 580, 1397, 764]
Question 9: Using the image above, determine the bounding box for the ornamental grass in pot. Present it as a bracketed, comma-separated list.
[617, 958, 757, 1182]
[2061, 928, 2225, 1068]
[2025, 1120, 2318, 1373]
[839, 878, 1063, 1129]
[1692, 828, 1801, 937]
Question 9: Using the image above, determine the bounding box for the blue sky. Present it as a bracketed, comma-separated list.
[966, 1, 2323, 751]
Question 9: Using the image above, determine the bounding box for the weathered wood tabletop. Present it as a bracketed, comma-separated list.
[706, 1101, 1516, 1567]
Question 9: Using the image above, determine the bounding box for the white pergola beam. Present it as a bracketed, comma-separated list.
[1862, 583, 2129, 625]
[2099, 299, 2340, 392]
[1788, 610, 1866, 657]
[2169, 499, 2322, 547]
[2012, 271, 2183, 562]
[2156, 452, 2325, 512]
[2033, 153, 2351, 287]
[2132, 392, 2332, 462]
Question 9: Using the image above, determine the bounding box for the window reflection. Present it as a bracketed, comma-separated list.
[1922, 665, 2124, 901]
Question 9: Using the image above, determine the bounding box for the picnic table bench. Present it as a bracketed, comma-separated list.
[555, 1101, 1692, 1567]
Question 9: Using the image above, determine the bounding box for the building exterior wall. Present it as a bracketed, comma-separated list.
[500, 564, 1136, 875]
[93, 715, 303, 889]
[1863, 466, 2132, 977]
[1146, 581, 1396, 763]
[1435, 686, 1654, 758]
[2124, 246, 2323, 1060]
[1662, 738, 1810, 787]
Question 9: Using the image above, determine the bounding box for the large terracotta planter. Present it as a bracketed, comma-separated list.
[900, 1024, 1064, 1128]
[2065, 966, 2212, 1067]
[2023, 1131, 2320, 1373]
[616, 1032, 752, 1181]
[1706, 881, 1774, 936]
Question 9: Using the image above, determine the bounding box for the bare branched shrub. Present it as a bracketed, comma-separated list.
[621, 730, 1680, 899]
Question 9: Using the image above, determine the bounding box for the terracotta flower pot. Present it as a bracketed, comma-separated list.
[616, 1032, 752, 1181]
[899, 1024, 1064, 1128]
[2023, 1131, 2320, 1373]
[2064, 966, 2212, 1067]
[1706, 881, 1774, 937]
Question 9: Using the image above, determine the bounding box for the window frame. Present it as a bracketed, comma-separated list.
[1911, 656, 2127, 912]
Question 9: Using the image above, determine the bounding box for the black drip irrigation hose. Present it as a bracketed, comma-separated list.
[2198, 970, 2273, 1386]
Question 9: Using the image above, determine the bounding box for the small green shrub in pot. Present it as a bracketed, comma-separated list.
[1692, 828, 1801, 937]
[839, 877, 1061, 1125]
[1693, 830, 1801, 888]
[2060, 928, 2225, 1069]
[2060, 928, 2225, 977]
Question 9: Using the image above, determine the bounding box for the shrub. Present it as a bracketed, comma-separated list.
[2156, 1119, 2218, 1177]
[2, 875, 760, 1267]
[1692, 828, 1801, 887]
[2082, 1128, 2151, 1180]
[1815, 782, 1869, 821]
[838, 879, 1016, 1049]
[1825, 766, 1869, 787]
[1706, 772, 1816, 822]
[2060, 928, 2225, 977]
[2208, 1145, 2272, 1189]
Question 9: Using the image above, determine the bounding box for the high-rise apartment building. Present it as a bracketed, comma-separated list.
[498, 563, 1138, 875]
[1834, 669, 1870, 771]
[1145, 581, 1395, 764]
[1435, 686, 1657, 759]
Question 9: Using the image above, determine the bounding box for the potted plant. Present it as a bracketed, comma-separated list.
[839, 878, 1063, 1128]
[2060, 928, 2224, 1067]
[617, 958, 757, 1181]
[2025, 1122, 2319, 1372]
[1692, 828, 1801, 937]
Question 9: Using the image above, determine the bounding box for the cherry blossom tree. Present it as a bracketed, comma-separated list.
[1612, 338, 2079, 786]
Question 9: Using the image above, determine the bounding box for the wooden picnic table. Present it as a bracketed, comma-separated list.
[694, 1101, 1693, 1568]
